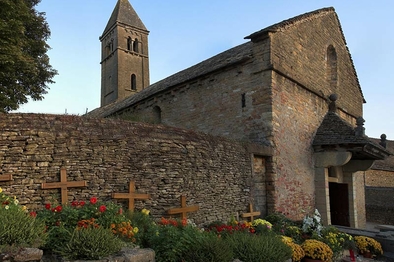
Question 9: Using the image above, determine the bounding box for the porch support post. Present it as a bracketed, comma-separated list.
[314, 151, 352, 225]
[343, 160, 375, 229]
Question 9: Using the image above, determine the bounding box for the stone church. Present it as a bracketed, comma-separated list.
[88, 0, 391, 228]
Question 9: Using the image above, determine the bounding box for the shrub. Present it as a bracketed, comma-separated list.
[146, 218, 194, 262]
[180, 232, 233, 262]
[126, 209, 155, 247]
[55, 226, 125, 260]
[0, 189, 47, 250]
[37, 197, 135, 256]
[226, 231, 292, 262]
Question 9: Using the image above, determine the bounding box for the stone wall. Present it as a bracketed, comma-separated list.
[0, 113, 255, 226]
[365, 187, 394, 225]
[271, 72, 327, 220]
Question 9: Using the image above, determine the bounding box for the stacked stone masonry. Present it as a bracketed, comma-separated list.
[0, 113, 256, 226]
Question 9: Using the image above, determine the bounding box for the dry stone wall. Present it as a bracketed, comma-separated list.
[0, 113, 254, 226]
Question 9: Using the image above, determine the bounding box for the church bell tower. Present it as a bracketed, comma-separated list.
[100, 0, 149, 107]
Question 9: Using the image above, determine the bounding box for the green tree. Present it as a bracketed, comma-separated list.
[0, 0, 57, 112]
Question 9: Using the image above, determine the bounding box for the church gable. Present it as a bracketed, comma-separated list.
[247, 7, 364, 118]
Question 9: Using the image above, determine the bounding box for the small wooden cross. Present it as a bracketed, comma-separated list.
[0, 174, 13, 182]
[241, 203, 261, 222]
[41, 168, 87, 204]
[112, 181, 150, 211]
[168, 195, 199, 219]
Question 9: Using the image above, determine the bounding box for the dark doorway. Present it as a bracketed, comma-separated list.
[329, 182, 350, 227]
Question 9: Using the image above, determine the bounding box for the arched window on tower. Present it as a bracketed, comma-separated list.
[133, 38, 139, 53]
[131, 74, 137, 90]
[327, 45, 338, 90]
[153, 106, 162, 124]
[127, 37, 132, 51]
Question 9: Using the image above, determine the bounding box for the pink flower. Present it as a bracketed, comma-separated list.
[99, 205, 106, 213]
[90, 197, 97, 204]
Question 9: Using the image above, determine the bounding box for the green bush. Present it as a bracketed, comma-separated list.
[180, 232, 233, 262]
[55, 226, 125, 260]
[126, 209, 155, 247]
[225, 231, 292, 262]
[0, 192, 47, 250]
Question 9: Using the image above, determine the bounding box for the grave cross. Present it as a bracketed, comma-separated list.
[241, 203, 261, 222]
[41, 168, 87, 204]
[112, 181, 150, 211]
[0, 174, 12, 182]
[167, 195, 199, 219]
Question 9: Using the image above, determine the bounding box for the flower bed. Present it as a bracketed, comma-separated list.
[0, 189, 385, 261]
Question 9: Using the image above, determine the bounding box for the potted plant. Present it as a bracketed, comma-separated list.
[301, 239, 333, 262]
[354, 236, 383, 258]
[282, 236, 305, 262]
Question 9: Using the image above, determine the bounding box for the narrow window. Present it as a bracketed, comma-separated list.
[131, 74, 137, 90]
[327, 45, 337, 90]
[241, 93, 246, 108]
[127, 37, 132, 51]
[133, 38, 139, 53]
[153, 106, 162, 124]
[110, 39, 114, 52]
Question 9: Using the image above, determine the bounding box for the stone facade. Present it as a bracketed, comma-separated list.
[0, 113, 266, 226]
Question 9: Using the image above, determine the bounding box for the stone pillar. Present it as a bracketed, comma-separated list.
[315, 167, 331, 225]
[314, 151, 352, 225]
[343, 160, 374, 229]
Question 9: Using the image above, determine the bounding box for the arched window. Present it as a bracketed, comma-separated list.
[153, 106, 162, 124]
[131, 74, 137, 90]
[327, 45, 337, 90]
[133, 38, 139, 53]
[127, 37, 132, 51]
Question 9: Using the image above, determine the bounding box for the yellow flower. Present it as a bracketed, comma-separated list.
[21, 206, 27, 211]
[133, 227, 139, 234]
[301, 239, 333, 262]
[0, 187, 2, 193]
[141, 208, 150, 215]
[4, 205, 9, 210]
[354, 236, 383, 256]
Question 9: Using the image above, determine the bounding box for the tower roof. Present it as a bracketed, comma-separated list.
[102, 0, 147, 37]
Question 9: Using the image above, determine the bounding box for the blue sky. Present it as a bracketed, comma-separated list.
[16, 0, 394, 140]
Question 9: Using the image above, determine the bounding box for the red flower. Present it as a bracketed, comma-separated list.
[53, 205, 62, 212]
[45, 203, 51, 210]
[29, 211, 37, 217]
[79, 201, 85, 206]
[90, 197, 97, 204]
[99, 205, 106, 213]
[71, 200, 78, 207]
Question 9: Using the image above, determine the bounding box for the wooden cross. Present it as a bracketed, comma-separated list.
[0, 174, 13, 182]
[168, 195, 199, 219]
[242, 203, 261, 222]
[41, 168, 87, 204]
[112, 181, 150, 211]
